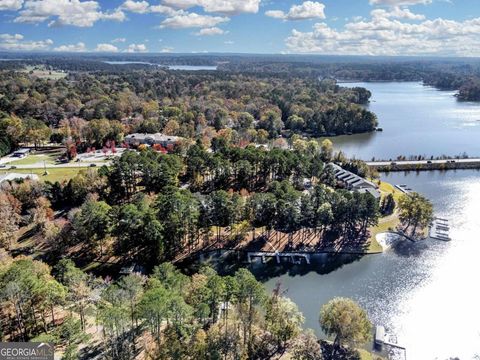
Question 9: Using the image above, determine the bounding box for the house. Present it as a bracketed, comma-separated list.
[0, 173, 39, 183]
[358, 187, 382, 201]
[124, 133, 182, 148]
[119, 263, 145, 276]
[330, 163, 381, 199]
[12, 148, 30, 158]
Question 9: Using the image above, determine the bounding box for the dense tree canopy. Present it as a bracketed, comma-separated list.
[319, 297, 372, 351]
[0, 66, 378, 152]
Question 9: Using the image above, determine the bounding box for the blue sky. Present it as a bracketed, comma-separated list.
[0, 0, 479, 56]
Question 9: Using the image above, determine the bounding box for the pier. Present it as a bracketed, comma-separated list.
[430, 217, 451, 241]
[395, 184, 413, 194]
[247, 251, 311, 264]
[375, 326, 407, 359]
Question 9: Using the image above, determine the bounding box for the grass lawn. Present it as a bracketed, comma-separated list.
[9, 154, 58, 165]
[366, 180, 403, 253]
[378, 180, 403, 202]
[21, 66, 67, 80]
[5, 167, 87, 183]
[358, 349, 384, 360]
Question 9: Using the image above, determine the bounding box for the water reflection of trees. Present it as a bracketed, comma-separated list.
[180, 250, 365, 280]
[390, 238, 429, 258]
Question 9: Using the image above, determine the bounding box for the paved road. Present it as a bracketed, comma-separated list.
[366, 158, 480, 166]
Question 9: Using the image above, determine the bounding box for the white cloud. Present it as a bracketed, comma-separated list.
[13, 0, 126, 27]
[160, 12, 228, 28]
[195, 27, 225, 36]
[0, 0, 23, 10]
[120, 0, 179, 16]
[224, 40, 234, 45]
[0, 33, 53, 50]
[112, 38, 126, 43]
[0, 33, 23, 41]
[266, 1, 325, 21]
[284, 12, 480, 57]
[120, 0, 149, 13]
[160, 46, 173, 53]
[369, 0, 432, 5]
[101, 10, 126, 22]
[371, 6, 425, 20]
[149, 4, 178, 15]
[54, 42, 86, 52]
[125, 43, 147, 52]
[95, 43, 118, 52]
[265, 10, 284, 19]
[161, 0, 260, 15]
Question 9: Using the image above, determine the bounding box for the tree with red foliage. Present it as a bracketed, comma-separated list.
[66, 140, 77, 160]
[152, 144, 167, 154]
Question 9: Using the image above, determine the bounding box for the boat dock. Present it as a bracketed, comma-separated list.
[395, 184, 413, 194]
[247, 251, 311, 264]
[429, 217, 451, 241]
[375, 326, 407, 358]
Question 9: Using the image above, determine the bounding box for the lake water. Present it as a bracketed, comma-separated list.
[329, 82, 480, 160]
[103, 61, 217, 71]
[257, 82, 480, 359]
[259, 169, 480, 360]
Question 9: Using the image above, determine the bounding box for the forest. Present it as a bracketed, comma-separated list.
[0, 141, 379, 265]
[0, 60, 378, 158]
[0, 252, 379, 360]
[2, 54, 480, 104]
[0, 54, 441, 359]
[0, 142, 385, 359]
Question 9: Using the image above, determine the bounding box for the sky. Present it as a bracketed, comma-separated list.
[0, 0, 480, 56]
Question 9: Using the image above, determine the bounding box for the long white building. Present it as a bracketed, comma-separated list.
[124, 133, 183, 148]
[0, 173, 39, 183]
[330, 163, 381, 199]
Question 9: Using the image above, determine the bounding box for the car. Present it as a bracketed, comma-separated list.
[0, 164, 6, 168]
[10, 166, 17, 169]
[427, 160, 432, 164]
[89, 163, 97, 167]
[390, 162, 397, 165]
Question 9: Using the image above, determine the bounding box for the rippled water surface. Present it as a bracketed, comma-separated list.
[330, 82, 480, 160]
[260, 170, 480, 360]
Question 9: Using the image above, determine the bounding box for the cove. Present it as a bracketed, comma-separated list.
[328, 82, 480, 160]
[259, 170, 480, 360]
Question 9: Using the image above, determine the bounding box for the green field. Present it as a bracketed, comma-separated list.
[21, 66, 67, 80]
[366, 180, 403, 253]
[3, 167, 85, 183]
[9, 154, 58, 166]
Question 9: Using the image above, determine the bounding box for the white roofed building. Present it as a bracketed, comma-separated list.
[330, 163, 381, 199]
[124, 133, 183, 148]
[0, 173, 39, 184]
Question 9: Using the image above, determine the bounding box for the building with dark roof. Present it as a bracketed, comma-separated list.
[124, 133, 183, 148]
[330, 163, 381, 199]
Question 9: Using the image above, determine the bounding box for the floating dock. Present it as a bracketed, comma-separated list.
[429, 217, 451, 241]
[375, 325, 406, 352]
[247, 251, 311, 264]
[395, 184, 413, 194]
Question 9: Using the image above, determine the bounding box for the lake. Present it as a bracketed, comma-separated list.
[329, 82, 480, 160]
[103, 61, 217, 71]
[259, 169, 480, 360]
